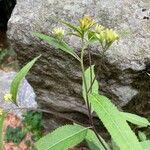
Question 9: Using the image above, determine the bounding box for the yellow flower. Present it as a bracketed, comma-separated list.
[95, 30, 106, 43]
[96, 28, 119, 45]
[52, 27, 65, 37]
[4, 93, 12, 102]
[79, 16, 95, 30]
[105, 28, 119, 43]
[0, 108, 3, 115]
[95, 24, 105, 33]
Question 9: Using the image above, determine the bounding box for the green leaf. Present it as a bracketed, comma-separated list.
[35, 125, 88, 150]
[141, 140, 150, 150]
[138, 131, 147, 141]
[60, 20, 82, 36]
[147, 73, 150, 76]
[33, 32, 80, 61]
[86, 129, 110, 150]
[111, 140, 150, 150]
[83, 65, 99, 102]
[121, 112, 150, 127]
[88, 30, 97, 43]
[10, 55, 40, 104]
[0, 114, 5, 150]
[112, 140, 120, 150]
[86, 140, 101, 150]
[89, 93, 143, 150]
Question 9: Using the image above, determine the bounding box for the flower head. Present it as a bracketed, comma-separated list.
[95, 24, 105, 33]
[4, 93, 13, 102]
[79, 16, 95, 30]
[95, 28, 119, 46]
[0, 108, 3, 115]
[105, 28, 119, 43]
[52, 27, 65, 38]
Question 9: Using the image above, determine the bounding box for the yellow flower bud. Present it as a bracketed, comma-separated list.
[95, 30, 106, 43]
[79, 16, 95, 30]
[95, 24, 105, 33]
[96, 28, 119, 46]
[105, 28, 119, 43]
[52, 27, 65, 37]
[0, 108, 3, 115]
[4, 93, 12, 102]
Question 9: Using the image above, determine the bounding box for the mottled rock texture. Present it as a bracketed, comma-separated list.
[0, 71, 37, 116]
[7, 0, 150, 117]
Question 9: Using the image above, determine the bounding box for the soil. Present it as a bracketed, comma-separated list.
[2, 113, 89, 150]
[2, 113, 32, 150]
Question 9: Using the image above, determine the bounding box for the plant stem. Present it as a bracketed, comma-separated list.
[88, 48, 93, 93]
[87, 45, 108, 94]
[81, 40, 107, 150]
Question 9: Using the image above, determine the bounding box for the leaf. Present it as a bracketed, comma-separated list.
[147, 73, 150, 76]
[60, 20, 82, 36]
[89, 93, 143, 150]
[86, 129, 110, 150]
[33, 32, 80, 61]
[121, 112, 150, 127]
[88, 30, 97, 43]
[111, 140, 150, 150]
[138, 131, 147, 141]
[10, 55, 40, 104]
[0, 114, 5, 150]
[141, 140, 150, 150]
[35, 125, 88, 150]
[83, 65, 99, 102]
[112, 140, 120, 150]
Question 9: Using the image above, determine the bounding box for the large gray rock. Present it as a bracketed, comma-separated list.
[0, 71, 37, 116]
[7, 0, 150, 117]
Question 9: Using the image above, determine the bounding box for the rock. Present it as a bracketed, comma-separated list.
[7, 0, 150, 118]
[0, 71, 37, 116]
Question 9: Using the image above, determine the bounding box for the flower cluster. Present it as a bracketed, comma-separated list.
[0, 108, 3, 115]
[79, 16, 95, 30]
[52, 27, 65, 38]
[4, 93, 13, 102]
[95, 27, 119, 47]
[51, 16, 119, 49]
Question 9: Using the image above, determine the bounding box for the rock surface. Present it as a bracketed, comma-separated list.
[0, 71, 37, 116]
[7, 0, 150, 117]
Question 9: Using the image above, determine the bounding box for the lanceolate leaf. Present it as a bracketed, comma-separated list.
[33, 32, 80, 61]
[89, 93, 143, 150]
[141, 140, 150, 150]
[138, 131, 147, 141]
[112, 140, 120, 150]
[60, 20, 82, 36]
[35, 125, 88, 150]
[83, 65, 99, 102]
[86, 129, 110, 150]
[112, 140, 150, 150]
[121, 112, 150, 127]
[10, 55, 40, 104]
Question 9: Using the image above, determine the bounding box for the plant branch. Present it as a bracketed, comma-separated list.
[87, 45, 108, 94]
[87, 47, 109, 150]
[81, 40, 108, 150]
